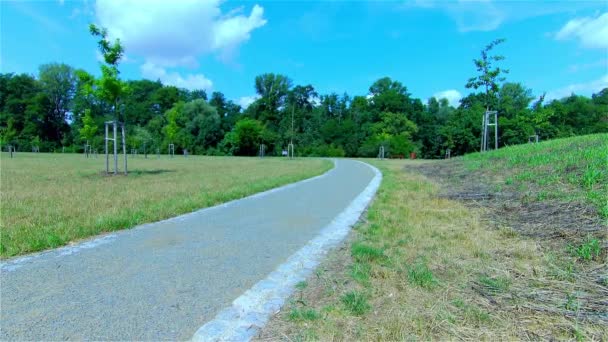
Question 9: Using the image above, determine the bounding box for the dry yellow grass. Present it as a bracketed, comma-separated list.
[0, 153, 331, 257]
[257, 159, 607, 341]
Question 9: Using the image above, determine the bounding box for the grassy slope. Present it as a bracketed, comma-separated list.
[463, 133, 608, 219]
[257, 134, 607, 341]
[0, 154, 332, 257]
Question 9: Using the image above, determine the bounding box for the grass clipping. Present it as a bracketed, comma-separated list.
[257, 159, 607, 341]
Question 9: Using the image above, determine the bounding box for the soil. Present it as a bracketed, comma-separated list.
[414, 160, 606, 243]
[413, 159, 608, 326]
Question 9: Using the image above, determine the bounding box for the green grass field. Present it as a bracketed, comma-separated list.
[0, 153, 332, 258]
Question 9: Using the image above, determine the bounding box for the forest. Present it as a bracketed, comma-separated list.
[1, 30, 607, 158]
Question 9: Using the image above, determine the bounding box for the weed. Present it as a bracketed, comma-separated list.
[568, 236, 601, 261]
[295, 281, 308, 290]
[349, 262, 371, 285]
[478, 275, 510, 294]
[341, 291, 371, 316]
[351, 243, 386, 263]
[564, 293, 579, 311]
[407, 261, 437, 289]
[288, 308, 320, 322]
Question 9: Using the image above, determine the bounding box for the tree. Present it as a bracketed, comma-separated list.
[222, 118, 270, 156]
[465, 38, 509, 110]
[89, 24, 129, 173]
[253, 73, 292, 130]
[163, 102, 182, 155]
[79, 109, 98, 157]
[182, 99, 221, 152]
[89, 24, 126, 122]
[38, 63, 76, 144]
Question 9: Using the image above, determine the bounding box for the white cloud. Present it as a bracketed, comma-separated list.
[545, 74, 608, 101]
[568, 58, 608, 73]
[237, 95, 260, 109]
[94, 0, 267, 67]
[141, 63, 213, 91]
[407, 1, 600, 32]
[433, 89, 462, 107]
[555, 13, 608, 49]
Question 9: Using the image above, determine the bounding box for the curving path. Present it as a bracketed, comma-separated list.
[0, 159, 378, 341]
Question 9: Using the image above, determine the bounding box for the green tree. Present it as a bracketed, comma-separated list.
[182, 99, 221, 153]
[222, 118, 270, 156]
[253, 73, 292, 130]
[163, 102, 182, 154]
[79, 109, 98, 157]
[88, 24, 127, 122]
[465, 38, 509, 110]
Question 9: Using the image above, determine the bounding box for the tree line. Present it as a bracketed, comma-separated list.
[1, 34, 606, 158]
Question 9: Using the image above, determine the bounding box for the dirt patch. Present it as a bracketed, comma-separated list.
[413, 160, 608, 326]
[415, 160, 606, 243]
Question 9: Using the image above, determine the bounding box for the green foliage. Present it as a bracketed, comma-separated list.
[288, 308, 320, 321]
[349, 262, 371, 285]
[222, 118, 272, 156]
[1, 29, 606, 156]
[477, 275, 510, 293]
[79, 109, 98, 143]
[407, 261, 438, 288]
[341, 291, 371, 316]
[163, 102, 182, 145]
[351, 243, 386, 263]
[465, 38, 509, 108]
[568, 236, 601, 261]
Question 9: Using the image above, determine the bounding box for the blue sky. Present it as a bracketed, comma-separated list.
[2, 0, 607, 107]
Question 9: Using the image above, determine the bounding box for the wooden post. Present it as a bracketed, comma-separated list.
[105, 123, 109, 174]
[122, 123, 127, 175]
[113, 122, 118, 175]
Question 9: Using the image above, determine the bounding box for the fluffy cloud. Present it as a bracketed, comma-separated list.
[141, 63, 213, 91]
[237, 95, 260, 109]
[433, 89, 462, 107]
[555, 13, 608, 49]
[95, 0, 267, 67]
[545, 74, 608, 101]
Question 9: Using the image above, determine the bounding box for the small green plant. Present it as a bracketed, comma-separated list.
[351, 243, 385, 263]
[564, 293, 579, 311]
[568, 236, 601, 261]
[581, 165, 601, 190]
[407, 261, 437, 288]
[478, 275, 510, 293]
[341, 291, 371, 316]
[295, 281, 308, 290]
[288, 308, 320, 321]
[349, 262, 371, 285]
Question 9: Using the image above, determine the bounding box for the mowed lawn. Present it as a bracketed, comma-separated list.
[0, 153, 332, 258]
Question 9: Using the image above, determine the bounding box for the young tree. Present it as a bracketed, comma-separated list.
[79, 109, 98, 157]
[163, 103, 181, 156]
[465, 39, 509, 110]
[88, 24, 129, 173]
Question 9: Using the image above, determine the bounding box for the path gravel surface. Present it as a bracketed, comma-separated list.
[0, 159, 376, 340]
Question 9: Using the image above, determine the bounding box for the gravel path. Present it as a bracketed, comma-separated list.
[0, 159, 376, 341]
